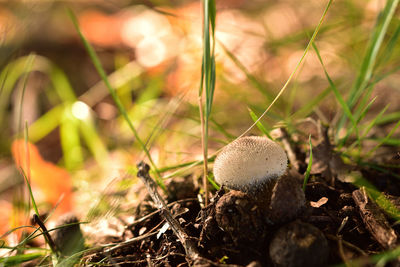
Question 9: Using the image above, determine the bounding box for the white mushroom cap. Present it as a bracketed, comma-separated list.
[213, 136, 288, 191]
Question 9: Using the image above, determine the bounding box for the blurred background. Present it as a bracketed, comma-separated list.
[1, 0, 399, 248]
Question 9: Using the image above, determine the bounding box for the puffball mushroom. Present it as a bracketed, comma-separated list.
[213, 136, 288, 191]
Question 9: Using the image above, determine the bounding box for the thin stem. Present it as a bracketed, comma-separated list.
[33, 214, 59, 257]
[198, 96, 209, 206]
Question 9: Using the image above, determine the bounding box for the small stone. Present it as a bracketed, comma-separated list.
[269, 174, 307, 224]
[269, 220, 329, 267]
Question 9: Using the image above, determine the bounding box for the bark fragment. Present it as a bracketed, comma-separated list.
[352, 187, 398, 249]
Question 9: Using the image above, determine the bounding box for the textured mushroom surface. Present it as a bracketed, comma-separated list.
[213, 136, 287, 191]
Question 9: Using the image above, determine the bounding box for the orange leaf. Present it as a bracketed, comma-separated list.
[11, 139, 74, 215]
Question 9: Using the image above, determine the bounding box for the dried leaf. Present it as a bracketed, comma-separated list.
[308, 124, 354, 182]
[310, 197, 328, 208]
[11, 139, 73, 214]
[310, 140, 331, 175]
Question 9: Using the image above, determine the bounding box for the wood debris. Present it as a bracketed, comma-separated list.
[352, 187, 398, 249]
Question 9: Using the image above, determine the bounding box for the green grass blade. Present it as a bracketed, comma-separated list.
[218, 41, 274, 101]
[199, 59, 205, 96]
[375, 21, 400, 68]
[78, 115, 108, 166]
[114, 55, 133, 107]
[349, 0, 399, 104]
[27, 105, 63, 142]
[20, 168, 39, 216]
[346, 104, 389, 153]
[376, 111, 400, 125]
[312, 42, 359, 147]
[0, 63, 9, 98]
[210, 118, 235, 140]
[158, 156, 216, 174]
[339, 97, 377, 150]
[267, 20, 342, 50]
[303, 135, 313, 192]
[360, 103, 389, 138]
[7, 225, 50, 257]
[237, 0, 333, 139]
[335, 246, 400, 267]
[203, 0, 216, 118]
[144, 95, 191, 152]
[17, 54, 36, 135]
[248, 107, 273, 139]
[209, 0, 216, 35]
[371, 64, 400, 86]
[292, 61, 398, 122]
[365, 119, 400, 158]
[60, 105, 83, 170]
[367, 137, 400, 146]
[199, 0, 217, 203]
[337, 0, 399, 133]
[49, 66, 77, 103]
[68, 9, 163, 189]
[22, 123, 40, 217]
[357, 161, 400, 179]
[355, 97, 377, 125]
[0, 252, 45, 266]
[29, 61, 144, 142]
[207, 173, 220, 190]
[285, 82, 299, 117]
[290, 86, 331, 120]
[0, 57, 28, 127]
[347, 62, 400, 132]
[206, 56, 216, 118]
[0, 225, 39, 242]
[162, 155, 216, 180]
[80, 61, 143, 106]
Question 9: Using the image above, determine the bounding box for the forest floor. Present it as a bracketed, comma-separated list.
[75, 126, 400, 267]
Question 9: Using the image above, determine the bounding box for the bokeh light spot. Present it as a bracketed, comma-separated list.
[72, 101, 90, 120]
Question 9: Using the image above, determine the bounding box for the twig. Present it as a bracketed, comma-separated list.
[352, 187, 398, 249]
[279, 128, 301, 171]
[104, 232, 157, 254]
[33, 214, 59, 256]
[136, 161, 201, 263]
[129, 198, 196, 228]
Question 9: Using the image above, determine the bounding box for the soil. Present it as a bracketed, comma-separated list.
[63, 129, 400, 266]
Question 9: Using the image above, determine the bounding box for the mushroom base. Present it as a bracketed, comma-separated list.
[221, 172, 308, 225]
[215, 190, 268, 246]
